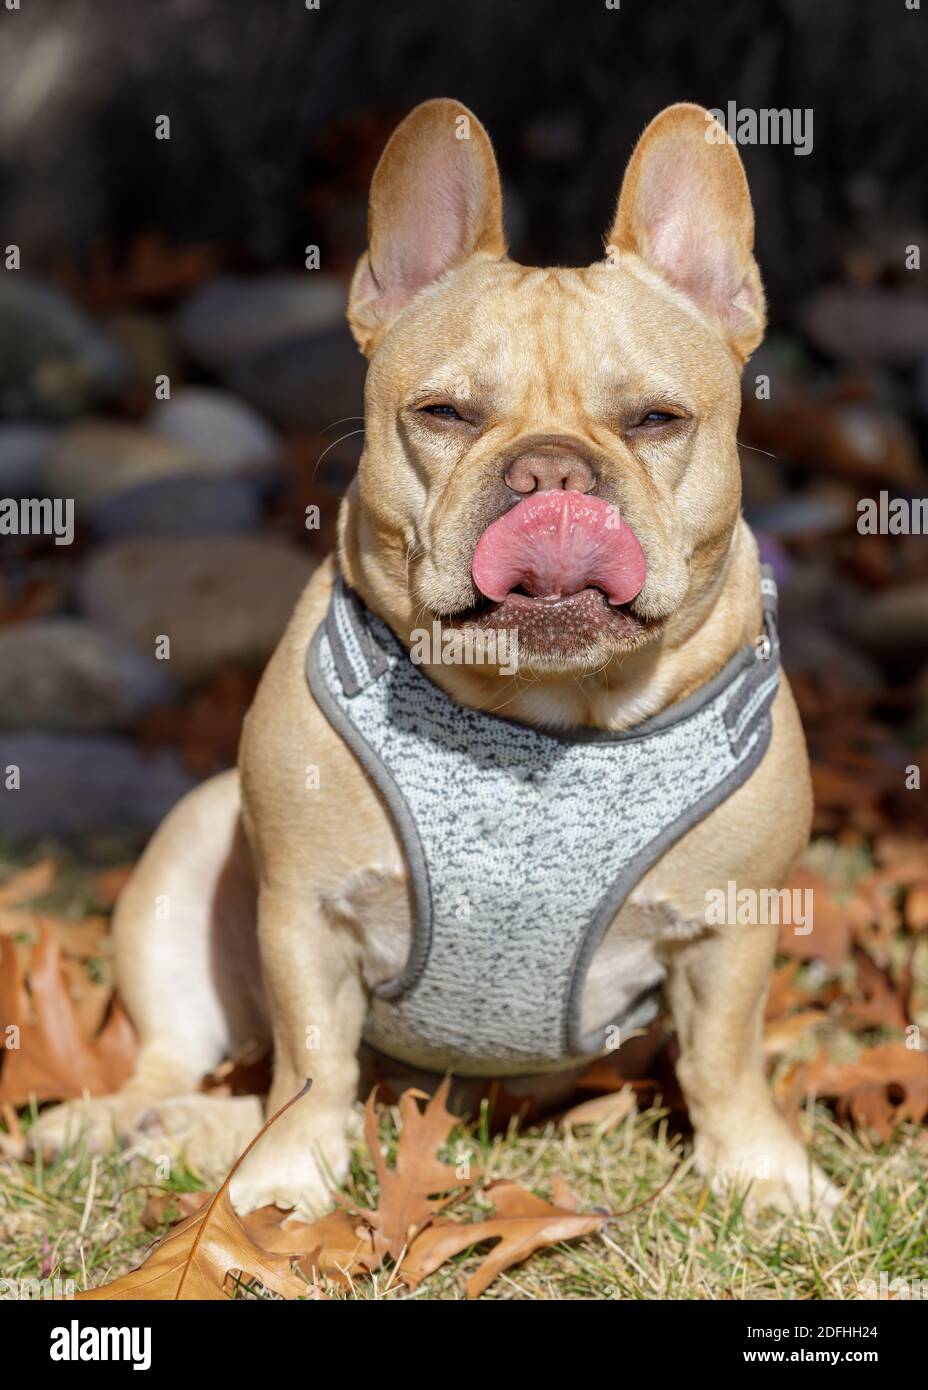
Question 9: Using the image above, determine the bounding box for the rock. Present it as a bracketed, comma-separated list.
[852, 583, 928, 677]
[801, 288, 928, 365]
[779, 625, 881, 688]
[229, 325, 366, 432]
[176, 274, 347, 374]
[0, 424, 56, 494]
[745, 487, 855, 539]
[44, 417, 279, 537]
[0, 274, 131, 419]
[0, 733, 197, 842]
[145, 387, 281, 472]
[0, 618, 176, 732]
[78, 535, 314, 683]
[45, 421, 206, 511]
[91, 475, 264, 539]
[104, 311, 179, 386]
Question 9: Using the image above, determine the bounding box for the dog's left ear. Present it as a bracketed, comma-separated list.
[348, 98, 507, 356]
[608, 103, 765, 362]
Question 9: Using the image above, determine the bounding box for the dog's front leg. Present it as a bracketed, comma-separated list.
[230, 882, 366, 1218]
[666, 921, 839, 1216]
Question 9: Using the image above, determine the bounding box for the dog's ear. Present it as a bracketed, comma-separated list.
[348, 98, 506, 355]
[608, 103, 765, 362]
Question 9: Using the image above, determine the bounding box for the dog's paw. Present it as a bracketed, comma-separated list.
[29, 1093, 265, 1185]
[229, 1131, 351, 1221]
[136, 1095, 264, 1179]
[29, 1094, 147, 1159]
[698, 1136, 842, 1218]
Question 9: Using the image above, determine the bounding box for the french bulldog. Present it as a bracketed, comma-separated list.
[33, 100, 838, 1220]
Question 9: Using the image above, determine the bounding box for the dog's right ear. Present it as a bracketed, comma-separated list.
[348, 99, 506, 356]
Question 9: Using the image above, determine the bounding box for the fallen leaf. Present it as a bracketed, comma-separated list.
[762, 1010, 827, 1056]
[399, 1179, 605, 1298]
[78, 1083, 317, 1300]
[777, 868, 854, 963]
[343, 1081, 475, 1260]
[91, 866, 135, 911]
[841, 947, 910, 1031]
[0, 926, 135, 1105]
[245, 1205, 386, 1286]
[781, 1042, 928, 1139]
[562, 1085, 637, 1134]
[0, 860, 57, 906]
[141, 1191, 211, 1231]
[904, 884, 928, 933]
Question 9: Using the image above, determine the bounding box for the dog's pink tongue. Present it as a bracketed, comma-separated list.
[472, 490, 646, 604]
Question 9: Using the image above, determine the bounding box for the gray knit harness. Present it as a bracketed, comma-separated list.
[306, 568, 781, 1076]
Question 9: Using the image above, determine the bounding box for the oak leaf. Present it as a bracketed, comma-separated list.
[399, 1179, 605, 1298]
[78, 1083, 317, 1300]
[0, 926, 135, 1105]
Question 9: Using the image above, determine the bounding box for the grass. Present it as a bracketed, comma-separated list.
[2, 835, 926, 1300]
[2, 1096, 927, 1300]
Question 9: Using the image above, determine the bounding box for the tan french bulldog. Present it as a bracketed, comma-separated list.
[33, 100, 838, 1220]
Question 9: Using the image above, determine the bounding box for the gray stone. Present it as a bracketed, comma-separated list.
[45, 421, 207, 511]
[0, 274, 131, 419]
[0, 733, 198, 842]
[104, 311, 180, 387]
[852, 583, 928, 676]
[746, 489, 855, 539]
[229, 325, 366, 432]
[0, 618, 176, 733]
[78, 535, 314, 683]
[0, 424, 56, 494]
[145, 386, 281, 472]
[91, 475, 264, 539]
[801, 288, 928, 365]
[176, 273, 347, 374]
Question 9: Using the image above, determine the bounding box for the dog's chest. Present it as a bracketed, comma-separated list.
[327, 863, 677, 1052]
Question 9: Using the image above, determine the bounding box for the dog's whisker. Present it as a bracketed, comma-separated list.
[312, 428, 366, 479]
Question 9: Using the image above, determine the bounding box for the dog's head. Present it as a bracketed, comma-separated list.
[339, 99, 764, 679]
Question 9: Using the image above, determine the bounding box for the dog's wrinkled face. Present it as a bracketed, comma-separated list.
[341, 100, 765, 678]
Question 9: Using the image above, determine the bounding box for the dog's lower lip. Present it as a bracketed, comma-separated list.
[448, 586, 641, 621]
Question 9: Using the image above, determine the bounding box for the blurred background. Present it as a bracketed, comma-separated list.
[0, 0, 927, 853]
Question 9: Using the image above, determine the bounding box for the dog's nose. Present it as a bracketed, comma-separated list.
[504, 450, 596, 495]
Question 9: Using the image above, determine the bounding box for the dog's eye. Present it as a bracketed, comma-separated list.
[637, 410, 677, 426]
[418, 404, 464, 421]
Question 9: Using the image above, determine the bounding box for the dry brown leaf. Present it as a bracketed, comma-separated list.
[762, 1010, 827, 1056]
[245, 1205, 387, 1286]
[91, 866, 135, 911]
[562, 1085, 637, 1134]
[0, 909, 110, 961]
[0, 860, 57, 906]
[78, 1083, 317, 1300]
[841, 947, 910, 1031]
[904, 884, 928, 933]
[765, 962, 808, 1019]
[399, 1179, 605, 1298]
[342, 1080, 476, 1260]
[777, 868, 853, 964]
[141, 1190, 211, 1232]
[781, 1041, 928, 1139]
[0, 926, 135, 1105]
